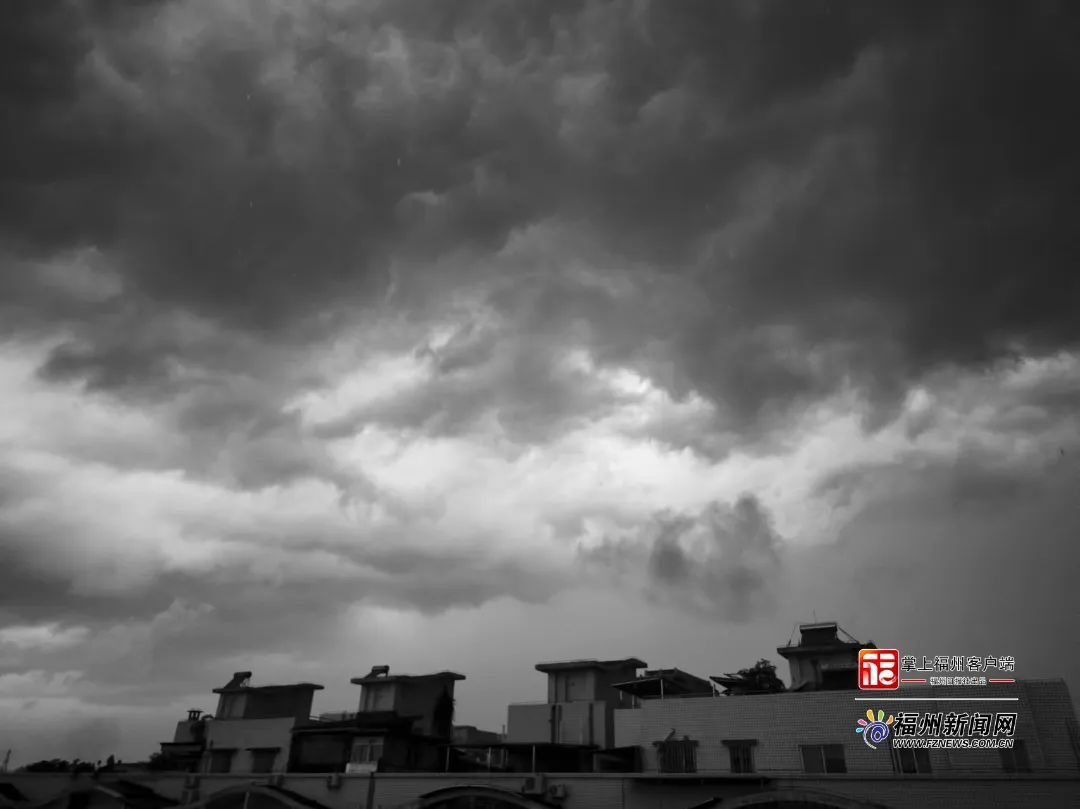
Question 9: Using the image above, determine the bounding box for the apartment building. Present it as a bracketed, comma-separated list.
[289, 667, 465, 774]
[17, 621, 1077, 808]
[157, 672, 324, 776]
[506, 657, 646, 749]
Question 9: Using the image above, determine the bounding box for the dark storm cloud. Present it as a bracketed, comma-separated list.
[0, 0, 1076, 647]
[565, 1, 1078, 430]
[568, 1, 1078, 431]
[396, 1, 1080, 437]
[581, 495, 784, 621]
[1, 0, 563, 334]
[2, 1, 1075, 423]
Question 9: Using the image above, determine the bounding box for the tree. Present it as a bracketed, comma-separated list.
[715, 659, 787, 695]
[20, 759, 72, 773]
[737, 659, 787, 692]
[146, 752, 177, 772]
[432, 687, 456, 739]
[17, 759, 101, 774]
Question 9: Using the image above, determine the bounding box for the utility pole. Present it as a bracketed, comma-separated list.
[1, 749, 11, 773]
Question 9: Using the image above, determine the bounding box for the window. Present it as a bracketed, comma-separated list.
[1000, 740, 1032, 773]
[800, 744, 847, 774]
[218, 695, 245, 719]
[892, 745, 932, 774]
[821, 669, 855, 690]
[249, 749, 278, 773]
[362, 684, 395, 712]
[723, 740, 757, 773]
[655, 738, 698, 773]
[208, 750, 235, 774]
[350, 738, 384, 764]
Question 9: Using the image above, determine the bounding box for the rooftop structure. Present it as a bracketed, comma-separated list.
[776, 621, 872, 691]
[213, 671, 325, 695]
[349, 668, 466, 686]
[349, 667, 465, 743]
[507, 658, 647, 749]
[612, 668, 716, 700]
[157, 671, 327, 777]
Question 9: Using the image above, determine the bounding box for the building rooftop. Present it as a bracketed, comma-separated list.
[535, 658, 647, 674]
[612, 668, 715, 698]
[293, 711, 420, 734]
[350, 667, 466, 686]
[213, 683, 324, 694]
[776, 622, 872, 657]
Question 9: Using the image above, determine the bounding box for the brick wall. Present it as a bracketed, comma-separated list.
[613, 678, 1080, 777]
[1021, 680, 1080, 771]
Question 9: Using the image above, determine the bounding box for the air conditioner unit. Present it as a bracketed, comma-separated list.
[548, 784, 568, 800]
[521, 775, 546, 796]
[326, 773, 342, 790]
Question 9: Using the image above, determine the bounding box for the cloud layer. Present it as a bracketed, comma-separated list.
[1, 0, 1078, 766]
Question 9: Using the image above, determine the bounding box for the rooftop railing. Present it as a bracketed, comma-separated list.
[306, 712, 359, 723]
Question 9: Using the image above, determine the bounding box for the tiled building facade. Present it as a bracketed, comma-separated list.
[614, 679, 1079, 776]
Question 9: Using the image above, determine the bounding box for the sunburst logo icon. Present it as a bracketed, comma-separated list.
[855, 708, 894, 749]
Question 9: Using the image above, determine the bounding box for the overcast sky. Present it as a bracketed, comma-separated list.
[2, 0, 1079, 768]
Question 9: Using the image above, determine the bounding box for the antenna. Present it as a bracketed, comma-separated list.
[837, 624, 862, 644]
